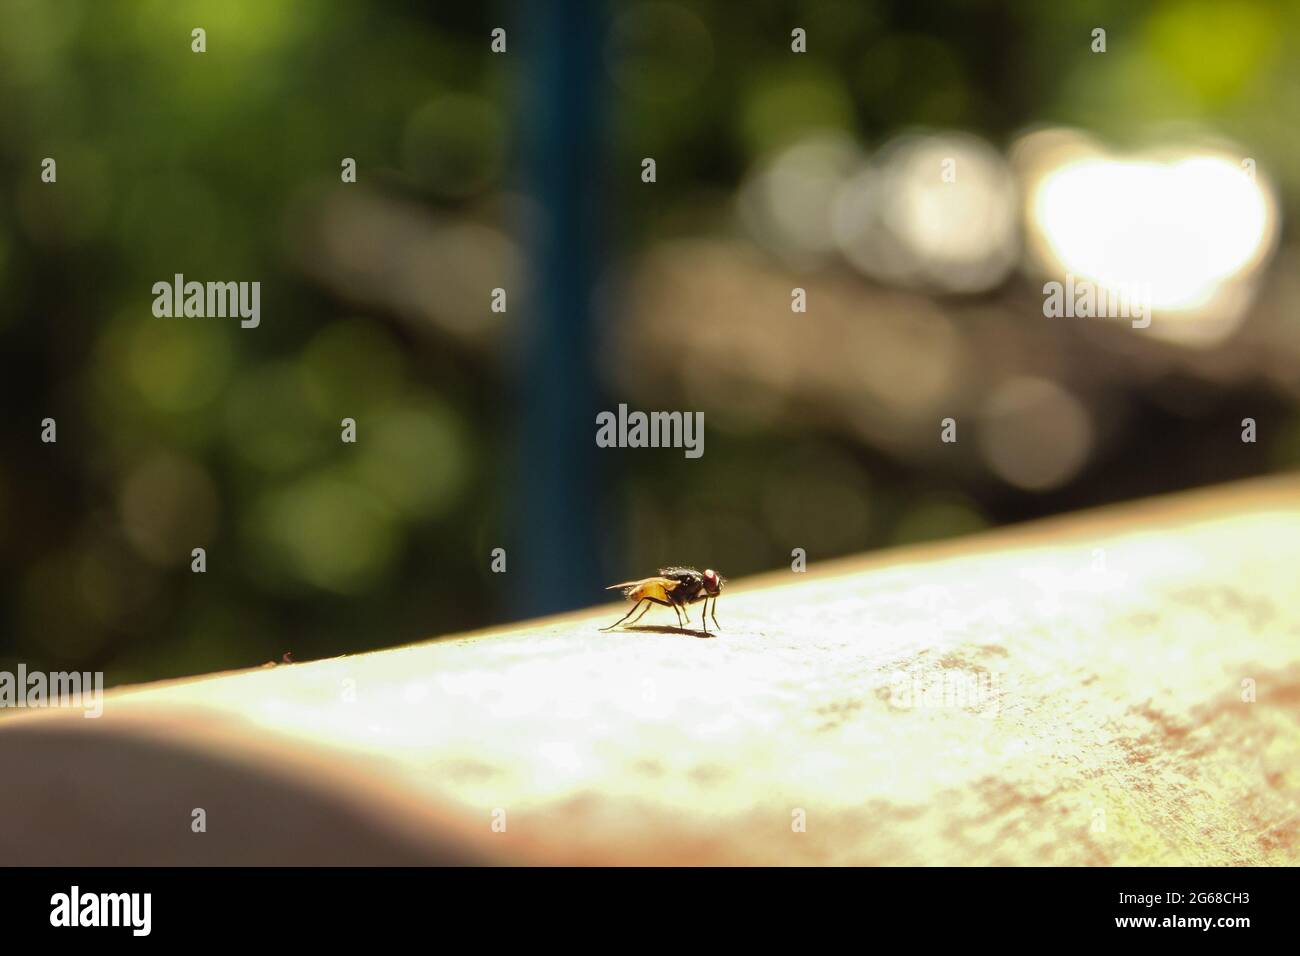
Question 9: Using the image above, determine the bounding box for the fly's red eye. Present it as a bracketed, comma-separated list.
[704, 569, 717, 585]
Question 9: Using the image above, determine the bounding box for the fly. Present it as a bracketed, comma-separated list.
[601, 567, 725, 633]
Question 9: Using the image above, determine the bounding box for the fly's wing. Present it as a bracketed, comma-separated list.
[606, 576, 677, 601]
[605, 576, 659, 590]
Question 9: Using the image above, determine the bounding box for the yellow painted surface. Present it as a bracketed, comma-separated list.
[2, 476, 1299, 864]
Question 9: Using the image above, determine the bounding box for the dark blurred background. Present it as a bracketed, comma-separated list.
[1, 0, 1297, 685]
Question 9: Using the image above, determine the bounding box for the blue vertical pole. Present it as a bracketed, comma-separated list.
[511, 0, 605, 616]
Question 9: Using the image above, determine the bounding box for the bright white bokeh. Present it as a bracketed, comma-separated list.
[1032, 153, 1273, 311]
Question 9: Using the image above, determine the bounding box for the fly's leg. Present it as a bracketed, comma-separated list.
[601, 599, 648, 631]
[624, 600, 654, 627]
[606, 597, 695, 632]
[710, 597, 720, 630]
[636, 597, 682, 629]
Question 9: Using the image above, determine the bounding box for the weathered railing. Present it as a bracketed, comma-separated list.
[3, 475, 1298, 865]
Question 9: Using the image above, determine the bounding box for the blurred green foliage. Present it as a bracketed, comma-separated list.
[1, 0, 1298, 685]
